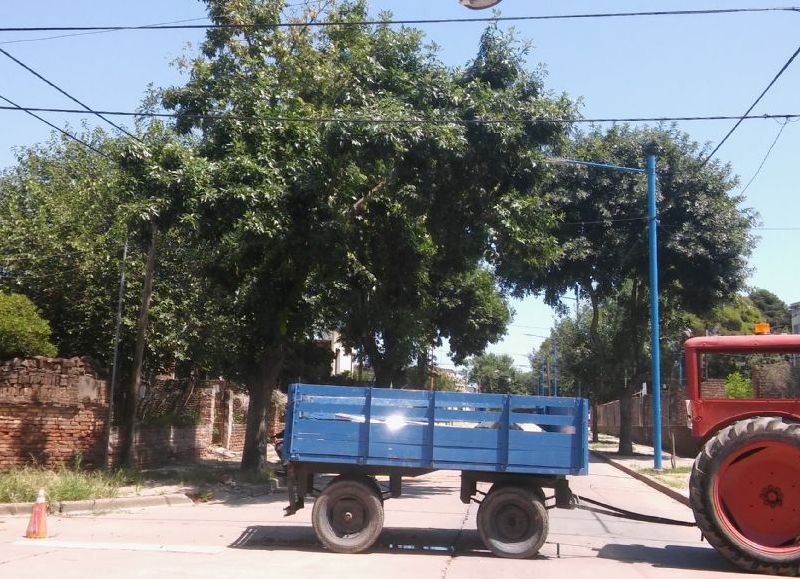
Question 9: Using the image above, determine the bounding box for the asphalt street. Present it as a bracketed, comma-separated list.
[0, 458, 756, 578]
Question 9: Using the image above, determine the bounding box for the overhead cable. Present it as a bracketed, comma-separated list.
[701, 44, 800, 166]
[0, 47, 140, 141]
[0, 104, 798, 125]
[739, 119, 790, 195]
[0, 93, 108, 158]
[0, 7, 798, 33]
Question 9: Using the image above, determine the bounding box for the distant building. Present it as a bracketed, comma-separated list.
[316, 330, 355, 376]
[792, 302, 800, 334]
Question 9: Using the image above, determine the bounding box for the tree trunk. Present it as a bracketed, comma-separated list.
[241, 347, 286, 471]
[618, 387, 634, 455]
[119, 222, 159, 468]
[591, 401, 599, 443]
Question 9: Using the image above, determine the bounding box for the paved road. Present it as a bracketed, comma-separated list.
[0, 458, 756, 578]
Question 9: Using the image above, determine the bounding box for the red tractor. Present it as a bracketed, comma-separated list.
[685, 334, 800, 576]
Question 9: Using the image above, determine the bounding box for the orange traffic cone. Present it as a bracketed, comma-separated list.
[25, 489, 47, 539]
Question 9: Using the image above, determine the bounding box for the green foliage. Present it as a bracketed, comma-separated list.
[467, 353, 531, 394]
[0, 292, 56, 359]
[748, 288, 791, 333]
[725, 371, 753, 399]
[684, 295, 763, 336]
[0, 131, 131, 364]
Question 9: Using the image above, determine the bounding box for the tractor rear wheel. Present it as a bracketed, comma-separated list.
[690, 416, 800, 576]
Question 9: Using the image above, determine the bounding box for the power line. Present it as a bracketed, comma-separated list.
[739, 119, 790, 196]
[0, 7, 797, 33]
[0, 47, 140, 141]
[560, 216, 647, 226]
[701, 44, 800, 166]
[0, 17, 208, 46]
[0, 104, 798, 125]
[0, 93, 108, 158]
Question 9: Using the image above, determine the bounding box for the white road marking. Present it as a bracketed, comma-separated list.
[14, 539, 223, 554]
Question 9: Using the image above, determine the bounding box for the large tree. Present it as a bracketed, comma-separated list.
[332, 22, 575, 386]
[160, 0, 575, 468]
[467, 353, 532, 395]
[529, 125, 756, 453]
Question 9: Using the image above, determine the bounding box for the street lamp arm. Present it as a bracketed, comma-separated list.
[459, 0, 503, 9]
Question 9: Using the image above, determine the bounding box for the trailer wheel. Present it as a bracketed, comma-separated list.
[690, 417, 800, 576]
[311, 478, 384, 554]
[477, 485, 548, 559]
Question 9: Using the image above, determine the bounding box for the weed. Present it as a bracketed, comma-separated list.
[0, 465, 136, 505]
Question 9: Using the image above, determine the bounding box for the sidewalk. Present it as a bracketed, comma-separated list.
[0, 445, 285, 517]
[589, 433, 694, 506]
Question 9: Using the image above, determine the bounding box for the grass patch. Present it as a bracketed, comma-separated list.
[0, 463, 137, 505]
[639, 466, 692, 476]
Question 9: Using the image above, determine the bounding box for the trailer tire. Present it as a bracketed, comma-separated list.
[690, 416, 800, 576]
[477, 485, 548, 559]
[312, 478, 384, 554]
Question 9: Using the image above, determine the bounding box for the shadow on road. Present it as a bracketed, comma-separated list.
[596, 543, 736, 573]
[229, 524, 494, 558]
[230, 523, 735, 574]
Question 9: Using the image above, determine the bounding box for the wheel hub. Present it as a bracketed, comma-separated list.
[496, 504, 531, 541]
[331, 498, 366, 536]
[760, 485, 783, 509]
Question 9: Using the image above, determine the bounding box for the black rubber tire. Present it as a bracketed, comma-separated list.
[690, 416, 800, 576]
[477, 485, 549, 559]
[486, 482, 546, 503]
[311, 478, 384, 554]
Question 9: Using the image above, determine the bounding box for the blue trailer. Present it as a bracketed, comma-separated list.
[282, 383, 589, 558]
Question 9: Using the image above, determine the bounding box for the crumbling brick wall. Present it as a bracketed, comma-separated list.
[595, 387, 697, 457]
[752, 362, 799, 399]
[0, 357, 108, 469]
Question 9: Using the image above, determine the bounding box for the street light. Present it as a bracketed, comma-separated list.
[459, 0, 503, 9]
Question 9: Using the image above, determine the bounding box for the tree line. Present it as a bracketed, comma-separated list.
[0, 0, 758, 465]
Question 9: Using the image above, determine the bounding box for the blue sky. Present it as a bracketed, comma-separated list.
[0, 1, 797, 371]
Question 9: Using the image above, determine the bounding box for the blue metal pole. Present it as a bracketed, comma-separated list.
[647, 152, 663, 470]
[553, 342, 559, 397]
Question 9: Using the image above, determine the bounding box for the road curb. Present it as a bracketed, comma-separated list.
[0, 493, 193, 517]
[591, 450, 690, 507]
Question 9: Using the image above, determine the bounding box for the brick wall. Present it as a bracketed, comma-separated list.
[752, 362, 799, 399]
[700, 379, 726, 399]
[595, 388, 698, 457]
[0, 357, 108, 469]
[1, 357, 287, 469]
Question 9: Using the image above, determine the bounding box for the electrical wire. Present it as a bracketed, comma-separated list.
[0, 17, 209, 46]
[0, 93, 109, 158]
[701, 44, 800, 166]
[0, 104, 798, 125]
[0, 47, 140, 141]
[0, 7, 797, 32]
[739, 119, 789, 196]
